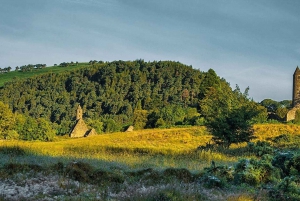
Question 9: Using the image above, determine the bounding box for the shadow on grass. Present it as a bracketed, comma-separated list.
[0, 146, 30, 156]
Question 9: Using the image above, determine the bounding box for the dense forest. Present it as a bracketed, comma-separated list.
[0, 60, 266, 139]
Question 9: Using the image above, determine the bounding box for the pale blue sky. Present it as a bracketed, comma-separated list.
[1, 0, 300, 101]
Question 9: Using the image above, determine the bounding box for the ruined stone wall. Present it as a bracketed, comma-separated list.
[69, 119, 90, 138]
[286, 107, 298, 122]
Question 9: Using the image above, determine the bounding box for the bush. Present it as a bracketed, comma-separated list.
[269, 176, 300, 201]
[292, 155, 300, 174]
[272, 152, 294, 177]
[201, 162, 234, 188]
[204, 163, 234, 182]
[163, 168, 194, 183]
[66, 161, 94, 182]
[90, 169, 124, 184]
[234, 158, 280, 186]
[52, 162, 64, 173]
[128, 168, 162, 184]
[104, 119, 120, 133]
[247, 141, 274, 157]
[18, 117, 56, 141]
[202, 175, 225, 188]
[272, 134, 291, 144]
[3, 163, 43, 175]
[272, 134, 300, 149]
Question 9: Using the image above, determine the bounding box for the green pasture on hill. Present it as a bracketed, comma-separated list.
[0, 63, 89, 87]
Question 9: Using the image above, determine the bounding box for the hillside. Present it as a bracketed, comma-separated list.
[0, 60, 266, 140]
[0, 62, 89, 87]
[0, 60, 226, 134]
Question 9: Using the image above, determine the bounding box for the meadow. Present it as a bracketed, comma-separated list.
[1, 124, 300, 200]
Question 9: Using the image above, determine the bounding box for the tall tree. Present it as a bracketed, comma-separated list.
[0, 101, 14, 139]
[202, 85, 267, 147]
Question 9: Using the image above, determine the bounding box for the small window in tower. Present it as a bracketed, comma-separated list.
[298, 76, 300, 79]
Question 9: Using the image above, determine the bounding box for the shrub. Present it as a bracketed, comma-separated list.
[204, 163, 234, 182]
[272, 134, 291, 144]
[269, 176, 300, 201]
[272, 152, 294, 177]
[52, 162, 64, 173]
[234, 158, 280, 186]
[104, 119, 120, 133]
[247, 141, 274, 157]
[270, 134, 300, 148]
[90, 169, 124, 184]
[66, 161, 94, 183]
[3, 163, 42, 175]
[201, 162, 234, 188]
[127, 168, 162, 183]
[292, 154, 300, 174]
[163, 168, 194, 183]
[202, 175, 224, 188]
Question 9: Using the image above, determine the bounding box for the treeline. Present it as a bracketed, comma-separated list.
[0, 66, 12, 73]
[15, 64, 47, 72]
[259, 99, 292, 121]
[0, 101, 55, 141]
[0, 60, 266, 138]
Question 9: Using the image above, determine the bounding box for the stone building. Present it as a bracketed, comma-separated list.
[286, 67, 300, 121]
[69, 105, 97, 137]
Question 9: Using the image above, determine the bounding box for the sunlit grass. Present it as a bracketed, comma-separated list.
[1, 124, 300, 172]
[0, 127, 216, 171]
[253, 123, 300, 140]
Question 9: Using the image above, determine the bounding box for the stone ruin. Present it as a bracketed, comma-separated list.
[69, 105, 97, 137]
[286, 66, 300, 121]
[125, 125, 134, 132]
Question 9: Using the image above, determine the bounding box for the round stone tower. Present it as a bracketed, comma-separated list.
[293, 66, 300, 107]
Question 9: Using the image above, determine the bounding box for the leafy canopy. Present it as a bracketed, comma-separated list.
[201, 82, 267, 147]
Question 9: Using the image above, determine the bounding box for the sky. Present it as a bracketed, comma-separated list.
[0, 0, 300, 102]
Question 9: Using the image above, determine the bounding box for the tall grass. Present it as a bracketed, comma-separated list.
[1, 124, 300, 172]
[0, 127, 218, 171]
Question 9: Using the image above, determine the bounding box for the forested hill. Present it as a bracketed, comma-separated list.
[0, 60, 264, 135]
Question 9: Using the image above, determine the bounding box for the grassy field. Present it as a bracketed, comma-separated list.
[1, 124, 300, 200]
[0, 127, 215, 171]
[1, 124, 300, 170]
[0, 63, 90, 87]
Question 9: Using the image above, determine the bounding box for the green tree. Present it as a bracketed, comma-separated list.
[0, 101, 15, 139]
[260, 99, 280, 113]
[35, 118, 56, 141]
[155, 117, 166, 128]
[276, 107, 289, 120]
[206, 106, 258, 148]
[19, 116, 55, 141]
[203, 85, 266, 147]
[86, 118, 103, 134]
[133, 109, 148, 129]
[199, 69, 220, 99]
[104, 119, 120, 133]
[199, 82, 236, 122]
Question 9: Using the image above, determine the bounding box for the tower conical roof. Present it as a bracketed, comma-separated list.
[294, 66, 300, 75]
